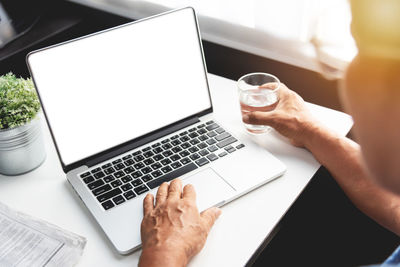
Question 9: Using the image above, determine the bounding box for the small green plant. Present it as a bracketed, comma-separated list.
[0, 73, 40, 130]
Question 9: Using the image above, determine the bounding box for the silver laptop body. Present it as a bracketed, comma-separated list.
[27, 7, 286, 254]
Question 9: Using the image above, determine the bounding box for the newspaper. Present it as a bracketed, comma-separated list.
[0, 202, 86, 267]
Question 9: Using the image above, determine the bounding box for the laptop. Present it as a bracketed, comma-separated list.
[26, 7, 286, 254]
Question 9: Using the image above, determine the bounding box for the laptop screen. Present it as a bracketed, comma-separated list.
[27, 8, 211, 166]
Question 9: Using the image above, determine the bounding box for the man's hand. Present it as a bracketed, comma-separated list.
[242, 83, 322, 147]
[139, 179, 221, 267]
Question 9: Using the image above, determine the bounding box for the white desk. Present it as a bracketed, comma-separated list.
[0, 74, 353, 266]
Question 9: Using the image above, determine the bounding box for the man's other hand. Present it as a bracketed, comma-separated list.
[242, 83, 321, 148]
[139, 179, 221, 267]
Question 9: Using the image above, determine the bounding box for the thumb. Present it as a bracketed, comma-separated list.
[242, 111, 277, 126]
[200, 207, 222, 232]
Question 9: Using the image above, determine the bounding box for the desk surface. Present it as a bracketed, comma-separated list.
[0, 74, 353, 266]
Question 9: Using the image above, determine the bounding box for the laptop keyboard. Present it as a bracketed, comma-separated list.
[79, 120, 245, 210]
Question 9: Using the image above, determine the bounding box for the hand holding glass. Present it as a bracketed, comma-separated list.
[238, 73, 280, 134]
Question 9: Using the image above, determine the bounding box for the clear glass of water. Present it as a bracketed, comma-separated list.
[237, 72, 280, 134]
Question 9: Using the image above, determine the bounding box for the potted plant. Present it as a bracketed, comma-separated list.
[0, 72, 46, 175]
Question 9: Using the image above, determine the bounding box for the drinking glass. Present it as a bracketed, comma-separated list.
[237, 72, 280, 134]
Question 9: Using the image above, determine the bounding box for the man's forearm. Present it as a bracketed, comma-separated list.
[304, 124, 400, 236]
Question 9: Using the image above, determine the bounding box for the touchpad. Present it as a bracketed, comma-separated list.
[182, 168, 235, 212]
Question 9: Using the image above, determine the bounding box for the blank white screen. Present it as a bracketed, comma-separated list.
[28, 8, 211, 166]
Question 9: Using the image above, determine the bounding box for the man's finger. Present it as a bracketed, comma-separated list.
[200, 207, 222, 232]
[143, 193, 154, 215]
[242, 111, 277, 126]
[156, 182, 168, 205]
[182, 184, 196, 202]
[168, 179, 183, 199]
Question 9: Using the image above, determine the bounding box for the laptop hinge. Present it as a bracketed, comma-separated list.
[85, 116, 200, 168]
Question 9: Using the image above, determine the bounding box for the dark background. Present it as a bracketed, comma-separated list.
[1, 1, 398, 266]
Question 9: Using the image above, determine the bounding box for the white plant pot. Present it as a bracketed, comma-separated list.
[0, 117, 46, 175]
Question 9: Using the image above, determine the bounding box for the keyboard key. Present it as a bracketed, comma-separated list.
[142, 167, 152, 174]
[123, 190, 136, 200]
[112, 159, 122, 165]
[180, 136, 190, 142]
[198, 142, 207, 149]
[122, 154, 132, 160]
[121, 175, 133, 183]
[188, 127, 196, 132]
[142, 175, 153, 182]
[207, 131, 217, 137]
[134, 185, 149, 195]
[132, 179, 143, 187]
[171, 134, 179, 140]
[101, 163, 112, 169]
[199, 149, 209, 156]
[94, 171, 105, 179]
[179, 131, 188, 136]
[195, 157, 209, 167]
[125, 159, 135, 166]
[153, 147, 163, 154]
[88, 179, 104, 190]
[227, 147, 236, 153]
[152, 170, 163, 178]
[171, 162, 182, 169]
[198, 134, 208, 141]
[124, 166, 135, 174]
[197, 123, 205, 128]
[134, 162, 145, 169]
[81, 172, 91, 178]
[206, 138, 217, 145]
[142, 147, 151, 152]
[162, 143, 172, 150]
[170, 154, 181, 161]
[216, 127, 225, 134]
[179, 150, 190, 157]
[132, 171, 143, 179]
[189, 138, 200, 145]
[161, 166, 173, 173]
[161, 138, 170, 144]
[189, 132, 199, 138]
[206, 120, 214, 125]
[121, 183, 133, 191]
[197, 129, 207, 135]
[144, 151, 154, 158]
[151, 162, 162, 170]
[171, 140, 181, 146]
[172, 147, 182, 153]
[83, 176, 95, 184]
[111, 180, 122, 188]
[132, 150, 141, 156]
[188, 146, 199, 153]
[161, 158, 172, 166]
[93, 184, 112, 196]
[190, 153, 200, 160]
[180, 157, 191, 165]
[153, 154, 164, 161]
[206, 153, 218, 161]
[114, 163, 125, 170]
[104, 167, 115, 175]
[208, 145, 218, 152]
[219, 151, 227, 157]
[144, 158, 154, 165]
[102, 200, 115, 210]
[104, 175, 114, 183]
[152, 142, 161, 148]
[236, 144, 245, 149]
[147, 163, 198, 189]
[215, 132, 231, 141]
[97, 188, 122, 202]
[217, 137, 237, 148]
[162, 150, 173, 157]
[181, 142, 190, 149]
[134, 155, 145, 162]
[206, 123, 219, 131]
[91, 167, 101, 174]
[114, 171, 125, 178]
[113, 195, 125, 205]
